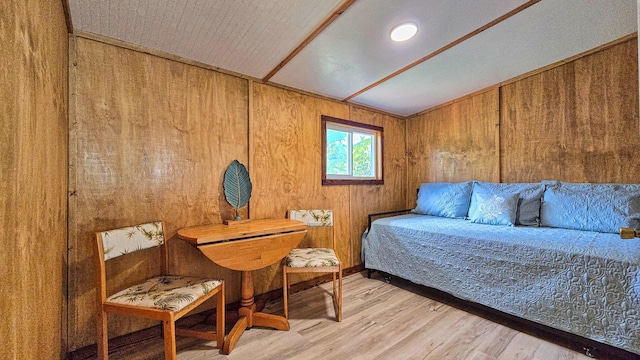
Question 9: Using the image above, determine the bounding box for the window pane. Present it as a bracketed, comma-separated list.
[326, 129, 349, 175]
[352, 132, 374, 177]
[321, 115, 383, 186]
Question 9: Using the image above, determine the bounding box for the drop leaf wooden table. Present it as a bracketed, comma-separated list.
[177, 219, 307, 354]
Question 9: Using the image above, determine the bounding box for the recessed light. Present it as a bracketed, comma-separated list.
[390, 22, 418, 42]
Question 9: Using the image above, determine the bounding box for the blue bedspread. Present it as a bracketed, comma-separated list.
[362, 214, 640, 355]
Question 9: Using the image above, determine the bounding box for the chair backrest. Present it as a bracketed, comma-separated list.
[95, 221, 168, 303]
[97, 221, 165, 261]
[288, 210, 333, 227]
[288, 210, 335, 249]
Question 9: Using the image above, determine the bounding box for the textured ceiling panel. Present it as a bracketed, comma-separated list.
[68, 0, 637, 116]
[68, 0, 345, 78]
[350, 0, 638, 116]
[270, 0, 529, 100]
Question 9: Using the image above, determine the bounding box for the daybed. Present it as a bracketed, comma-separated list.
[363, 181, 640, 357]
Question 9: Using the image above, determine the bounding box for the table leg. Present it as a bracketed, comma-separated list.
[222, 316, 247, 355]
[239, 270, 256, 326]
[223, 270, 254, 354]
[222, 270, 291, 354]
[252, 311, 289, 330]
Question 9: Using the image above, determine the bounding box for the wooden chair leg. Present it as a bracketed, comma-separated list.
[283, 265, 289, 319]
[332, 272, 337, 296]
[96, 309, 108, 360]
[216, 283, 225, 349]
[163, 319, 177, 360]
[337, 268, 343, 322]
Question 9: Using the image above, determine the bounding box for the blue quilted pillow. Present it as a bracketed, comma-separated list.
[469, 182, 543, 226]
[413, 182, 473, 218]
[468, 185, 519, 226]
[540, 182, 640, 233]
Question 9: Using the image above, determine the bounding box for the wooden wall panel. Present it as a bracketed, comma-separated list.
[349, 107, 407, 265]
[68, 37, 248, 350]
[249, 83, 351, 294]
[406, 89, 500, 206]
[0, 1, 68, 359]
[501, 38, 639, 183]
[406, 37, 638, 197]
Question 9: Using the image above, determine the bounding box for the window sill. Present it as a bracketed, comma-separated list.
[322, 179, 384, 186]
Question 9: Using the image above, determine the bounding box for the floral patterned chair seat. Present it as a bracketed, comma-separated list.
[107, 275, 223, 312]
[286, 248, 339, 268]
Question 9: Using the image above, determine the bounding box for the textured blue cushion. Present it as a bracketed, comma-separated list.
[540, 182, 640, 233]
[468, 186, 519, 226]
[469, 182, 544, 226]
[413, 182, 473, 218]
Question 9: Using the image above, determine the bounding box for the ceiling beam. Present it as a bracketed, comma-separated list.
[262, 0, 358, 82]
[343, 0, 541, 102]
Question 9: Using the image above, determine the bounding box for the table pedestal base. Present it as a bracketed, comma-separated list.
[222, 271, 291, 355]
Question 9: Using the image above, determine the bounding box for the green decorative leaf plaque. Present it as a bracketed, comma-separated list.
[223, 160, 252, 220]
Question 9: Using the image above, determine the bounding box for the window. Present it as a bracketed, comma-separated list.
[321, 115, 383, 185]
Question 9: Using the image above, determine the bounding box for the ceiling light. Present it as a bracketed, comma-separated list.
[390, 22, 418, 42]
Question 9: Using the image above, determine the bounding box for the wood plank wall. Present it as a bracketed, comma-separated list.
[68, 37, 249, 350]
[406, 36, 639, 207]
[0, 1, 68, 359]
[500, 37, 639, 183]
[406, 89, 500, 200]
[68, 38, 406, 350]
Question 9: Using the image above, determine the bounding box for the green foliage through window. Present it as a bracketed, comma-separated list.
[352, 133, 373, 177]
[327, 129, 348, 175]
[322, 116, 383, 185]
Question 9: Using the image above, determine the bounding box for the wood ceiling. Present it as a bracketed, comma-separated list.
[67, 0, 637, 116]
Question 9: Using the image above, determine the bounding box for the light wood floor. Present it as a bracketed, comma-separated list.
[96, 271, 593, 360]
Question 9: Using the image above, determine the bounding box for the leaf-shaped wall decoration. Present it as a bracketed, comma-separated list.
[223, 160, 252, 219]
